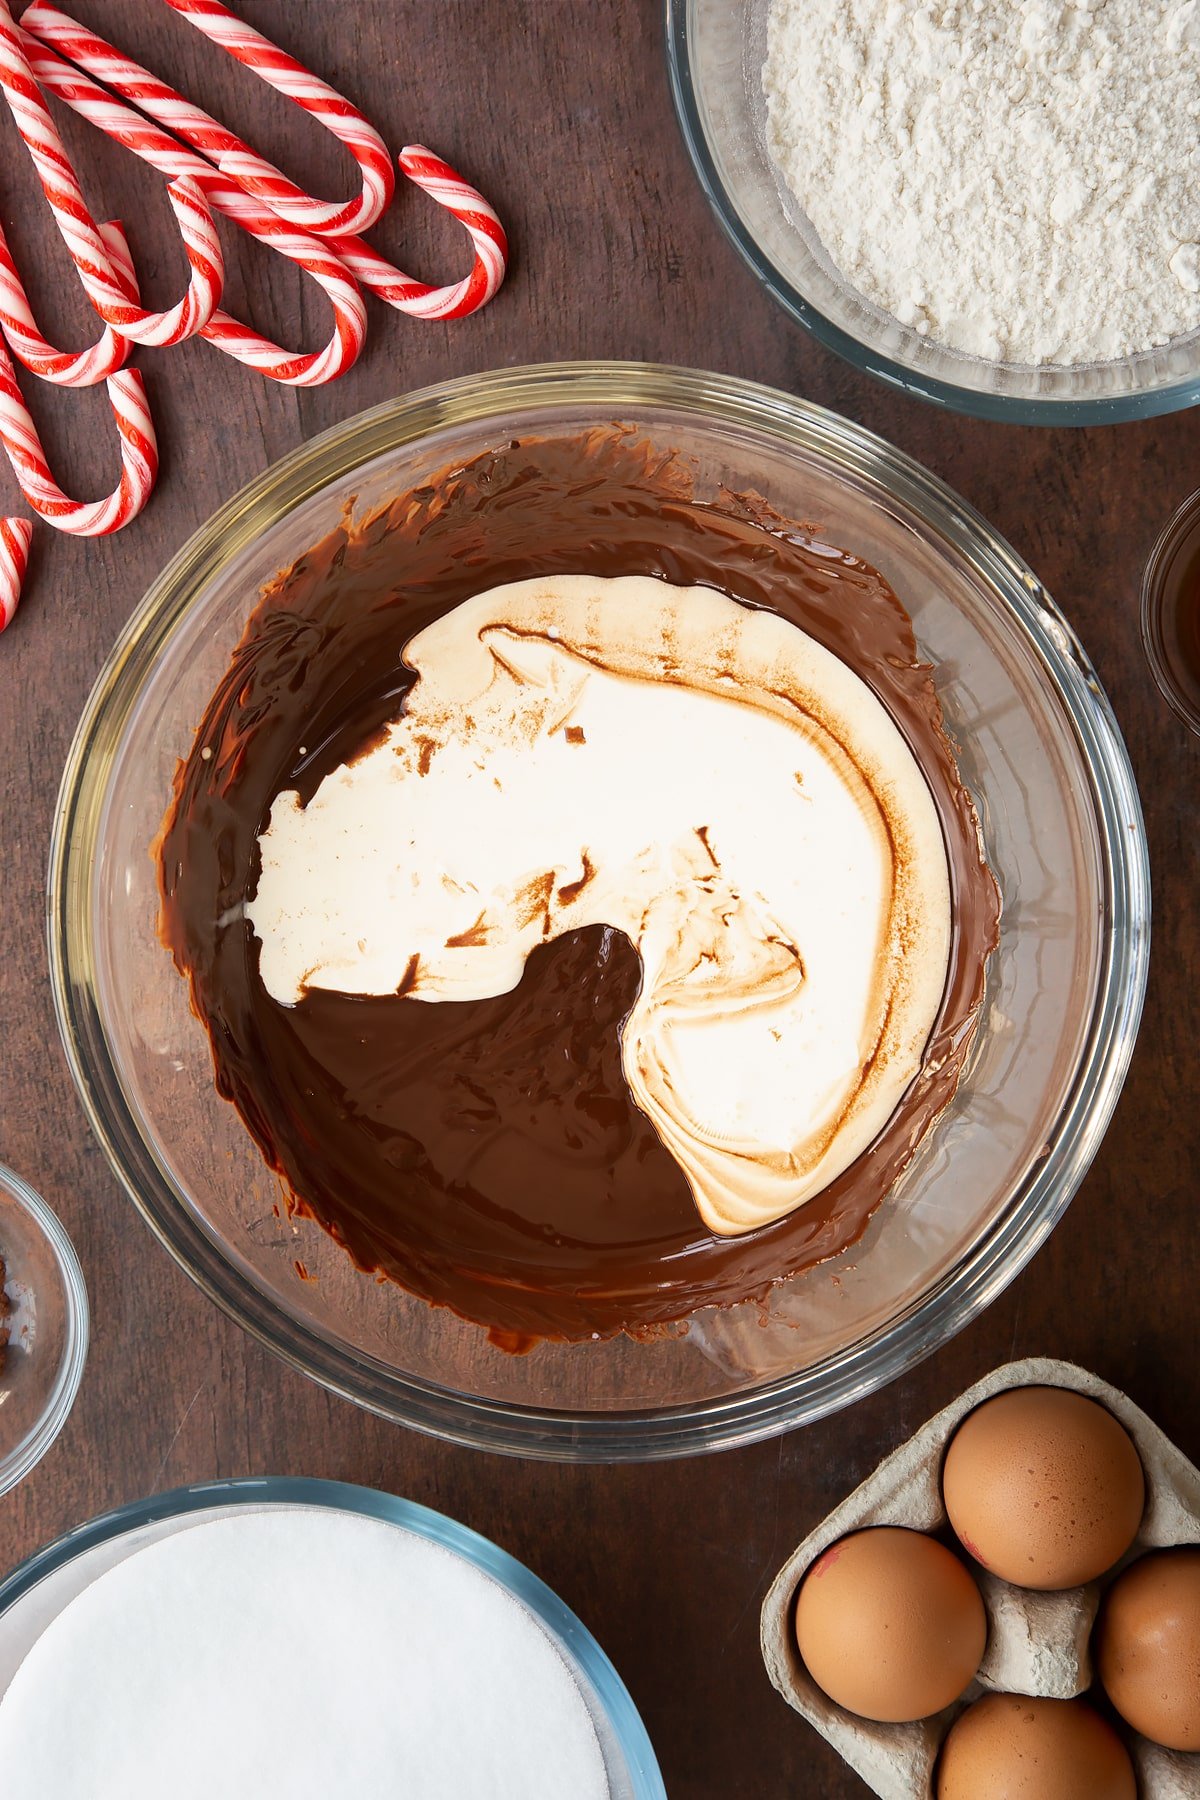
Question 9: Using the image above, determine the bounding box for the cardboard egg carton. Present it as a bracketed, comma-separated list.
[761, 1358, 1200, 1798]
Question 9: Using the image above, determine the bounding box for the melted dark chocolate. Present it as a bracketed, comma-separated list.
[157, 430, 1000, 1344]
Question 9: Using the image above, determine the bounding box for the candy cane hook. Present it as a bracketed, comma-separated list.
[18, 21, 369, 386]
[23, 6, 507, 323]
[0, 220, 144, 623]
[156, 0, 394, 236]
[0, 3, 223, 347]
[331, 147, 508, 321]
[0, 214, 138, 386]
[0, 345, 158, 535]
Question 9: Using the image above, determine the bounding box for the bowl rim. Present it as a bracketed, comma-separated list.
[0, 1474, 667, 1798]
[47, 360, 1151, 1461]
[0, 1164, 90, 1499]
[663, 0, 1200, 426]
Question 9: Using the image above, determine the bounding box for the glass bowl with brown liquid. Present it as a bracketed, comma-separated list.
[48, 364, 1150, 1459]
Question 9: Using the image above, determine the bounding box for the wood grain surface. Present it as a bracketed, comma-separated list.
[0, 3, 1197, 1794]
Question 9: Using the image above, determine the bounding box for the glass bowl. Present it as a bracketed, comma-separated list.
[0, 1165, 89, 1498]
[1141, 487, 1200, 736]
[48, 362, 1150, 1460]
[665, 0, 1200, 424]
[0, 1476, 665, 1799]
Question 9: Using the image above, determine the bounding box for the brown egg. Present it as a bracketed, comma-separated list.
[794, 1526, 986, 1723]
[1096, 1546, 1200, 1750]
[942, 1386, 1144, 1589]
[936, 1695, 1137, 1799]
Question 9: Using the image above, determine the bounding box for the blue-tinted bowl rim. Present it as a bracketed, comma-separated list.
[0, 1475, 666, 1798]
[664, 0, 1200, 425]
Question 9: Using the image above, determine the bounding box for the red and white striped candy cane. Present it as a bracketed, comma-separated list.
[23, 6, 508, 324]
[0, 216, 137, 386]
[99, 220, 140, 304]
[155, 0, 394, 237]
[0, 345, 158, 535]
[0, 3, 223, 348]
[332, 147, 508, 321]
[0, 514, 32, 630]
[0, 221, 142, 599]
[18, 25, 369, 386]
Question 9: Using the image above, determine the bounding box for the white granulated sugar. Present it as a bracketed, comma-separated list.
[0, 1509, 611, 1799]
[763, 0, 1200, 366]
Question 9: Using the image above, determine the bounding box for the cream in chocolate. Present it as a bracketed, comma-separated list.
[248, 574, 952, 1237]
[157, 430, 1000, 1345]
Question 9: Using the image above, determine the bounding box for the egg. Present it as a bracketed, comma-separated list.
[936, 1695, 1137, 1800]
[942, 1385, 1144, 1589]
[1096, 1545, 1200, 1750]
[793, 1526, 986, 1723]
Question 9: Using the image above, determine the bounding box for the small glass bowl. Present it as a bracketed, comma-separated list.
[1141, 489, 1200, 736]
[0, 1477, 665, 1799]
[665, 0, 1200, 424]
[0, 1166, 89, 1498]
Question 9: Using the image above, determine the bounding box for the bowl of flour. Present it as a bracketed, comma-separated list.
[666, 0, 1200, 421]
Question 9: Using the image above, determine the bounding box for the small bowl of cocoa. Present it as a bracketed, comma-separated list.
[0, 1165, 89, 1498]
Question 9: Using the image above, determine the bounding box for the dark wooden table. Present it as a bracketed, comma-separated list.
[1, 3, 1196, 1793]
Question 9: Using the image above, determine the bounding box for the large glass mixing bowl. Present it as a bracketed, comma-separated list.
[666, 0, 1200, 424]
[49, 364, 1150, 1459]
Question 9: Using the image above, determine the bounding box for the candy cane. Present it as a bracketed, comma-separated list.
[154, 0, 394, 236]
[0, 222, 142, 609]
[99, 220, 140, 304]
[332, 147, 508, 321]
[0, 347, 158, 535]
[0, 5, 223, 349]
[23, 6, 508, 323]
[16, 26, 368, 385]
[0, 215, 136, 386]
[0, 515, 31, 629]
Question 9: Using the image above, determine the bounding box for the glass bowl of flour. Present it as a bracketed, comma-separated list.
[666, 0, 1200, 422]
[48, 363, 1149, 1458]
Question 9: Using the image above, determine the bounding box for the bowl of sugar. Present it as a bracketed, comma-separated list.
[0, 1477, 665, 1799]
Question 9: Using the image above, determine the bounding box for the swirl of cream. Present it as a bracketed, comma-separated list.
[248, 575, 951, 1236]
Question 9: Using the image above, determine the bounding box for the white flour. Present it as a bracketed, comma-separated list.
[763, 0, 1200, 366]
